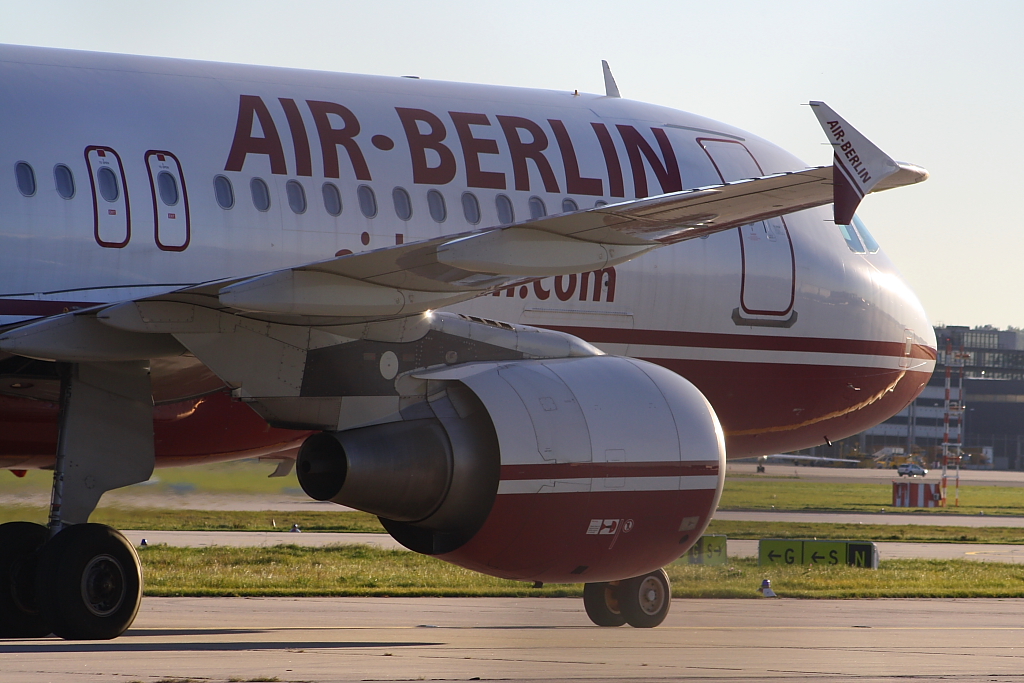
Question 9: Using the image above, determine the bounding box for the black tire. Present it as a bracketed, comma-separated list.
[619, 568, 671, 628]
[583, 581, 626, 627]
[0, 521, 51, 638]
[35, 524, 142, 640]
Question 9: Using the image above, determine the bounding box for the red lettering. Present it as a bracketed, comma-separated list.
[616, 125, 682, 198]
[554, 274, 577, 301]
[497, 116, 560, 193]
[449, 112, 505, 189]
[578, 268, 616, 301]
[279, 98, 312, 177]
[591, 122, 624, 197]
[396, 108, 457, 185]
[307, 100, 371, 180]
[225, 95, 287, 174]
[549, 119, 602, 196]
[533, 279, 550, 300]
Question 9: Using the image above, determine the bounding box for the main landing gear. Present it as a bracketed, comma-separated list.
[0, 521, 142, 640]
[1, 361, 155, 640]
[584, 567, 671, 628]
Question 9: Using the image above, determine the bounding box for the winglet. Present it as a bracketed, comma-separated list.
[809, 101, 900, 224]
[602, 60, 621, 98]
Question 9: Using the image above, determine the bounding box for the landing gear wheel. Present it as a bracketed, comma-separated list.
[619, 568, 671, 628]
[583, 581, 626, 627]
[35, 524, 142, 640]
[0, 521, 51, 638]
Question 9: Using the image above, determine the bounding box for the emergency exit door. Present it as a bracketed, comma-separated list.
[86, 146, 131, 248]
[146, 151, 190, 251]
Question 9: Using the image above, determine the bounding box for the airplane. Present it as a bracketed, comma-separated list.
[0, 45, 934, 639]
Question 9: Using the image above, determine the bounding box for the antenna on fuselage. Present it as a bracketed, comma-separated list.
[602, 60, 621, 98]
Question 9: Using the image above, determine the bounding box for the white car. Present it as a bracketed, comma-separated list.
[897, 463, 928, 477]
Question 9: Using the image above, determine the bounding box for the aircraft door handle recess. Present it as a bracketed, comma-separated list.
[146, 151, 191, 251]
[85, 146, 131, 248]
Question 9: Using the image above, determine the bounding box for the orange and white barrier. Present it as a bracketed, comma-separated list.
[892, 481, 945, 508]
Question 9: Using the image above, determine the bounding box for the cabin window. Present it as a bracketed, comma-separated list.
[528, 196, 546, 219]
[157, 171, 179, 206]
[837, 222, 865, 253]
[97, 167, 119, 202]
[462, 192, 481, 224]
[250, 177, 271, 212]
[852, 215, 879, 253]
[54, 164, 75, 199]
[15, 162, 36, 197]
[286, 180, 307, 214]
[562, 198, 578, 213]
[322, 182, 342, 216]
[427, 189, 447, 223]
[358, 184, 377, 218]
[393, 187, 412, 221]
[214, 175, 234, 209]
[496, 194, 515, 224]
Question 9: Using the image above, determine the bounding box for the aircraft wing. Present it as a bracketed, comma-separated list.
[108, 167, 845, 323]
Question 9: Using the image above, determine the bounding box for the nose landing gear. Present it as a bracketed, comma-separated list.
[583, 568, 671, 628]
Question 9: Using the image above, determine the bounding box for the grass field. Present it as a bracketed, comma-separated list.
[0, 506, 387, 532]
[138, 544, 1024, 599]
[0, 460, 302, 495]
[718, 478, 1024, 516]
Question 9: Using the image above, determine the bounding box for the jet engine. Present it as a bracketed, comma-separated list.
[296, 355, 725, 583]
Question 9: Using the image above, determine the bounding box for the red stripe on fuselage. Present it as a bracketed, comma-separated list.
[542, 325, 937, 361]
[500, 460, 720, 480]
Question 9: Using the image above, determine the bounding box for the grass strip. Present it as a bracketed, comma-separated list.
[138, 544, 1024, 599]
[719, 478, 1024, 516]
[0, 506, 387, 533]
[705, 519, 1024, 544]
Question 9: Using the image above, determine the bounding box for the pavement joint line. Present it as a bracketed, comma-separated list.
[115, 625, 1024, 632]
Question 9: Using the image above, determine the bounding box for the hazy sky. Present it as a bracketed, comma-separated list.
[1, 0, 1019, 328]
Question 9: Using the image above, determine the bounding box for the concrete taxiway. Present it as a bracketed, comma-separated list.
[5, 597, 1024, 682]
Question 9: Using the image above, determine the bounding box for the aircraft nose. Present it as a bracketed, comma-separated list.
[890, 267, 936, 362]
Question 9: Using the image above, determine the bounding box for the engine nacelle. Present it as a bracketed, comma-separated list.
[297, 355, 725, 583]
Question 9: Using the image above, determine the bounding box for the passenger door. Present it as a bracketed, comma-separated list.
[698, 139, 796, 323]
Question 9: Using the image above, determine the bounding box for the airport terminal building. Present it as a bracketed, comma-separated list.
[857, 326, 1024, 469]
